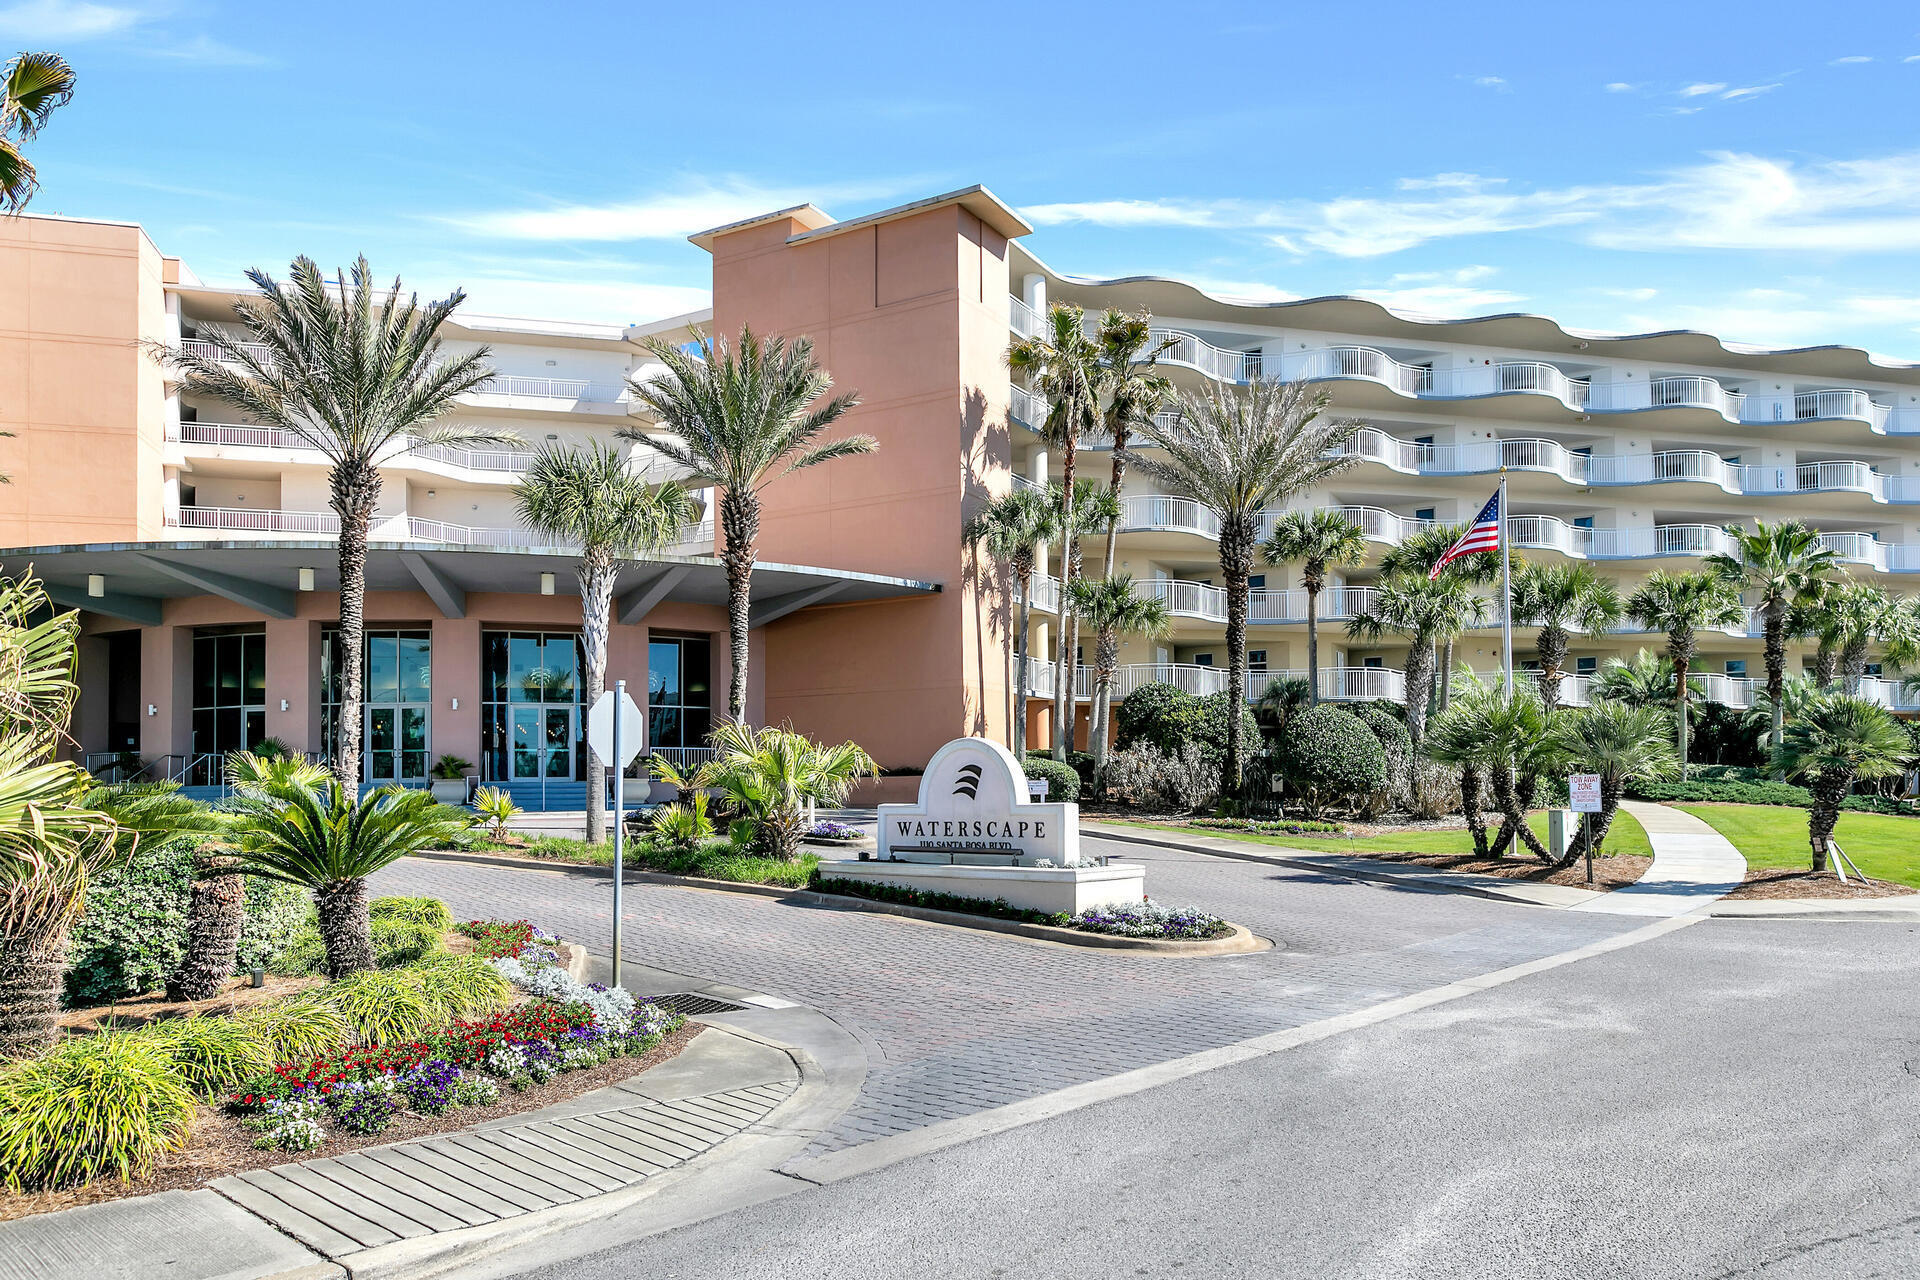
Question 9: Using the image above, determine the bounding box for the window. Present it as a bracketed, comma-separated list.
[192, 630, 266, 778]
[647, 635, 713, 755]
[1194, 653, 1215, 667]
[1248, 574, 1266, 589]
[1414, 508, 1435, 522]
[1248, 650, 1268, 671]
[480, 632, 584, 784]
[1414, 435, 1435, 447]
[1363, 657, 1383, 669]
[1865, 662, 1884, 677]
[1573, 516, 1595, 529]
[1725, 660, 1747, 677]
[1575, 657, 1598, 675]
[1724, 455, 1741, 466]
[322, 629, 431, 781]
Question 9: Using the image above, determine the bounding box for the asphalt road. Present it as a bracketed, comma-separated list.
[511, 914, 1920, 1279]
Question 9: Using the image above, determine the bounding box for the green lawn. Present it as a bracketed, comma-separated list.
[1130, 809, 1653, 859]
[461, 834, 818, 888]
[1675, 804, 1920, 887]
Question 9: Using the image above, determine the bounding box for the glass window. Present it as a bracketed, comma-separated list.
[321, 629, 432, 777]
[1194, 653, 1215, 667]
[647, 635, 713, 752]
[1725, 660, 1747, 677]
[191, 630, 267, 769]
[1575, 657, 1598, 675]
[1414, 508, 1435, 522]
[1248, 574, 1266, 590]
[1248, 650, 1267, 671]
[481, 631, 585, 782]
[368, 634, 398, 702]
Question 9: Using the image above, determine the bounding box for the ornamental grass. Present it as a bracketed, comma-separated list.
[235, 992, 350, 1062]
[320, 968, 443, 1045]
[132, 1013, 274, 1099]
[407, 953, 512, 1018]
[0, 1033, 195, 1190]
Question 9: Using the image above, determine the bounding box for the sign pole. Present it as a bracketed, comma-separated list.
[612, 678, 625, 991]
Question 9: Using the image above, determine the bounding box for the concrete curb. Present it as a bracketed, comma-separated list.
[1708, 897, 1920, 920]
[1081, 823, 1601, 910]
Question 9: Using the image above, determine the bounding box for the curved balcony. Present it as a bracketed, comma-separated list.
[1116, 495, 1221, 539]
[167, 421, 691, 485]
[174, 341, 632, 410]
[1021, 658, 1403, 704]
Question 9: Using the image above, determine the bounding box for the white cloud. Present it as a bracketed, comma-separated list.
[1721, 83, 1781, 100]
[1357, 265, 1523, 316]
[1612, 289, 1920, 350]
[1905, 54, 1920, 63]
[1604, 81, 1637, 93]
[449, 177, 914, 242]
[1459, 74, 1508, 90]
[143, 34, 272, 66]
[1830, 55, 1873, 64]
[457, 277, 711, 326]
[1595, 286, 1659, 301]
[1678, 82, 1727, 96]
[1029, 150, 1920, 259]
[0, 0, 138, 39]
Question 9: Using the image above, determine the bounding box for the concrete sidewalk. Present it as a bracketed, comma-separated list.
[1572, 801, 1746, 917]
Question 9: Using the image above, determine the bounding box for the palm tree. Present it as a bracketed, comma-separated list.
[1351, 575, 1491, 802]
[1261, 509, 1367, 705]
[517, 442, 696, 843]
[1377, 521, 1513, 711]
[1125, 380, 1361, 793]
[1510, 563, 1622, 713]
[1775, 694, 1914, 872]
[622, 328, 872, 723]
[1625, 570, 1746, 774]
[1551, 701, 1680, 863]
[1706, 520, 1838, 761]
[1071, 481, 1124, 757]
[703, 723, 878, 860]
[1092, 309, 1176, 578]
[1424, 681, 1558, 861]
[1818, 581, 1914, 694]
[1070, 574, 1171, 787]
[1591, 649, 1677, 707]
[226, 781, 473, 977]
[162, 259, 499, 786]
[1, 51, 75, 213]
[964, 486, 1059, 758]
[1008, 304, 1102, 756]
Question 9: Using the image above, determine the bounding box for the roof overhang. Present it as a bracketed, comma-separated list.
[3, 542, 939, 627]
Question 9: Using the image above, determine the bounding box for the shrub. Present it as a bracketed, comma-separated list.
[1104, 742, 1218, 812]
[455, 918, 543, 960]
[320, 969, 443, 1045]
[1066, 901, 1232, 940]
[235, 994, 350, 1062]
[1347, 702, 1413, 818]
[1197, 691, 1261, 764]
[236, 878, 309, 974]
[407, 953, 513, 1019]
[369, 896, 453, 931]
[133, 1014, 274, 1099]
[1020, 754, 1081, 803]
[1627, 778, 1812, 806]
[1114, 682, 1203, 755]
[1278, 706, 1387, 818]
[651, 792, 714, 851]
[372, 918, 444, 968]
[0, 1034, 196, 1190]
[473, 786, 522, 841]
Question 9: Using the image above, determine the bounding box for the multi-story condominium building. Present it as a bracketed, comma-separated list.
[6, 185, 1918, 806]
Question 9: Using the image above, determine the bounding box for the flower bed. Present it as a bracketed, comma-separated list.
[805, 821, 865, 843]
[812, 876, 1233, 940]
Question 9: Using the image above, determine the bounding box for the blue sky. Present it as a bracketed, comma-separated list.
[7, 0, 1920, 357]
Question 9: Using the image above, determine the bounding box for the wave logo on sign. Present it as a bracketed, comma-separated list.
[952, 763, 983, 799]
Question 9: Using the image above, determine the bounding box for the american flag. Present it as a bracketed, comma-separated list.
[1429, 488, 1503, 580]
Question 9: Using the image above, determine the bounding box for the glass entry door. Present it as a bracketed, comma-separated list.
[510, 706, 574, 781]
[366, 706, 429, 783]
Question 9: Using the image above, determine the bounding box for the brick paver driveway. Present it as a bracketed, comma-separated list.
[375, 835, 1647, 1160]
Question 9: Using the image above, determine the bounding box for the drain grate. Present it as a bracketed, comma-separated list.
[642, 992, 748, 1017]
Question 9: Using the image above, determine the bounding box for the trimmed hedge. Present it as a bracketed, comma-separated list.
[1626, 776, 1920, 816]
[1278, 706, 1387, 813]
[1114, 682, 1257, 765]
[1021, 754, 1082, 804]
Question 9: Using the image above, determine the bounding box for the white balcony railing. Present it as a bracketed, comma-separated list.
[174, 342, 630, 406]
[167, 506, 341, 534]
[1117, 495, 1222, 538]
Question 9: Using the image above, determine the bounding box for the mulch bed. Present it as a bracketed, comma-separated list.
[1724, 869, 1915, 900]
[0, 1022, 702, 1223]
[1357, 850, 1656, 890]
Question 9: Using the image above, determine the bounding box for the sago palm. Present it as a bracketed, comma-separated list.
[1125, 379, 1361, 793]
[162, 258, 500, 785]
[1550, 701, 1678, 862]
[703, 723, 878, 861]
[1348, 572, 1489, 789]
[1007, 304, 1102, 755]
[1774, 694, 1913, 872]
[1092, 308, 1176, 577]
[1261, 509, 1367, 705]
[1, 51, 74, 213]
[1705, 519, 1837, 761]
[1625, 570, 1745, 775]
[622, 328, 872, 722]
[517, 442, 697, 843]
[1424, 681, 1558, 861]
[1069, 574, 1171, 788]
[965, 486, 1059, 758]
[225, 781, 473, 977]
[1511, 563, 1622, 713]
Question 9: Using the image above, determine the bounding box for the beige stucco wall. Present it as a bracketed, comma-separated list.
[0, 215, 169, 545]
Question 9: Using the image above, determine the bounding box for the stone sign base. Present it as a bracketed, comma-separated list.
[817, 859, 1146, 916]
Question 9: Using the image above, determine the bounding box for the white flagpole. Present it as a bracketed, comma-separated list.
[1499, 470, 1513, 696]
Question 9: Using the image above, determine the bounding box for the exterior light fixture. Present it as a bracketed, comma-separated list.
[87, 574, 105, 598]
[298, 567, 316, 591]
[451, 697, 459, 710]
[540, 572, 556, 595]
[426, 489, 436, 498]
[279, 699, 289, 712]
[147, 704, 157, 717]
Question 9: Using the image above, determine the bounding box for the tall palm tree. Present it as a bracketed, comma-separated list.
[1378, 521, 1513, 711]
[1348, 572, 1489, 794]
[1072, 481, 1124, 756]
[1591, 649, 1677, 708]
[1550, 701, 1680, 863]
[517, 443, 697, 843]
[964, 486, 1059, 757]
[1070, 574, 1171, 787]
[1261, 509, 1367, 705]
[1, 51, 75, 213]
[622, 328, 872, 722]
[1818, 581, 1913, 694]
[1008, 304, 1102, 756]
[1625, 570, 1745, 775]
[1706, 519, 1838, 761]
[1510, 563, 1622, 713]
[1125, 380, 1361, 793]
[163, 259, 499, 785]
[1092, 308, 1175, 578]
[1775, 694, 1913, 872]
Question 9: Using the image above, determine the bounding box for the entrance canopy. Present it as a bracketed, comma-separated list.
[0, 539, 940, 626]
